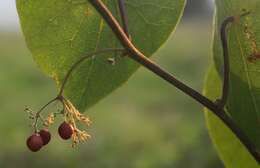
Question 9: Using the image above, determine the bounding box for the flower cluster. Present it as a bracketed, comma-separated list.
[62, 98, 92, 147]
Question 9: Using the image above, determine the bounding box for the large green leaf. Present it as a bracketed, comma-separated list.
[204, 66, 259, 167]
[16, 0, 186, 111]
[212, 0, 260, 152]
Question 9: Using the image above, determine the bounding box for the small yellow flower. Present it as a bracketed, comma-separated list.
[44, 113, 55, 126]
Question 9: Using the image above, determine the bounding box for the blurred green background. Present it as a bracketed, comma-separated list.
[0, 0, 224, 167]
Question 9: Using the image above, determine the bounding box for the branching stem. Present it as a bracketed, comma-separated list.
[34, 97, 59, 132]
[34, 48, 124, 132]
[89, 0, 260, 163]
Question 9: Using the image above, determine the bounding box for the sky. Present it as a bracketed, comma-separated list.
[0, 0, 214, 32]
[0, 0, 20, 31]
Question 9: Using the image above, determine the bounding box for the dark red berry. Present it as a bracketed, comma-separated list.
[26, 133, 43, 152]
[58, 122, 73, 140]
[39, 129, 51, 145]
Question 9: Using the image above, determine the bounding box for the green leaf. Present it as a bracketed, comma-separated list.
[204, 66, 259, 167]
[16, 0, 186, 111]
[206, 0, 260, 166]
[211, 0, 260, 154]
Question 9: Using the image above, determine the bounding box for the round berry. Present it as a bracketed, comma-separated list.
[39, 129, 51, 145]
[58, 122, 73, 140]
[26, 133, 43, 152]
